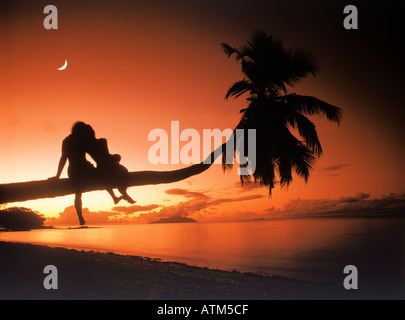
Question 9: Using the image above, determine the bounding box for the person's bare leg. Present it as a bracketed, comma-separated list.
[74, 192, 86, 225]
[107, 189, 122, 205]
[118, 187, 135, 204]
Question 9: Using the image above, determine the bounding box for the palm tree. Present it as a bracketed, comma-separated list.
[221, 30, 342, 194]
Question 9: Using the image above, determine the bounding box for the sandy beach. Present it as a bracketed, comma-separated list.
[0, 241, 354, 300]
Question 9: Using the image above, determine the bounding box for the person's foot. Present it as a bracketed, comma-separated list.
[123, 194, 135, 204]
[113, 196, 123, 205]
[79, 217, 86, 226]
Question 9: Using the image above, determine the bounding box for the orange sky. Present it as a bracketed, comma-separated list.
[1, 0, 404, 224]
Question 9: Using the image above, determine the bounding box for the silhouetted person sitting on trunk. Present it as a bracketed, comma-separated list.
[86, 125, 135, 205]
[50, 122, 134, 225]
[50, 122, 97, 225]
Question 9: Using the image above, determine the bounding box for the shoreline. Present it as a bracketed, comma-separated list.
[0, 241, 351, 300]
[2, 241, 402, 300]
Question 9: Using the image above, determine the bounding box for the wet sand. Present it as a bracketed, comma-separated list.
[0, 241, 360, 300]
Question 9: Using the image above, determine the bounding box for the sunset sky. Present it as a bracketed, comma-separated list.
[1, 0, 404, 224]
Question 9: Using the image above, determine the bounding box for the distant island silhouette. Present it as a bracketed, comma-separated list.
[149, 217, 197, 224]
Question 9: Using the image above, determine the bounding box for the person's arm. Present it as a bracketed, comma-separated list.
[49, 141, 68, 179]
[54, 154, 67, 179]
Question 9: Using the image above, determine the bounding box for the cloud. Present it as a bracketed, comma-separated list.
[232, 181, 264, 191]
[165, 188, 208, 199]
[47, 190, 403, 225]
[43, 122, 59, 133]
[46, 206, 120, 225]
[112, 204, 161, 214]
[46, 203, 161, 225]
[46, 187, 264, 225]
[158, 188, 265, 219]
[321, 164, 351, 172]
[164, 188, 264, 206]
[339, 193, 369, 203]
[265, 193, 405, 218]
[208, 194, 264, 207]
[132, 188, 265, 223]
[320, 164, 351, 177]
[2, 115, 20, 127]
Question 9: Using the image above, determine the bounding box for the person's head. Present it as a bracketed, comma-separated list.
[85, 124, 96, 140]
[71, 121, 95, 141]
[71, 121, 87, 136]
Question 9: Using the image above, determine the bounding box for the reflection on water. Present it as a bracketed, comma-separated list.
[1, 217, 404, 290]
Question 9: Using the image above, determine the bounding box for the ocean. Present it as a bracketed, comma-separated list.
[1, 216, 404, 292]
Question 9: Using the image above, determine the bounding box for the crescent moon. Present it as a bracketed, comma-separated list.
[57, 59, 68, 71]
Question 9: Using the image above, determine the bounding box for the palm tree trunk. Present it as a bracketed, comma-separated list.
[0, 143, 226, 205]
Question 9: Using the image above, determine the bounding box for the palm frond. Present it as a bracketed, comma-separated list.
[222, 42, 246, 61]
[291, 142, 316, 182]
[286, 111, 323, 156]
[277, 155, 293, 188]
[221, 42, 239, 58]
[225, 79, 253, 99]
[282, 95, 343, 124]
[282, 48, 319, 86]
[251, 154, 276, 195]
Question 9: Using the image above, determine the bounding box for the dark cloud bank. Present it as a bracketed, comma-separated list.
[266, 193, 405, 219]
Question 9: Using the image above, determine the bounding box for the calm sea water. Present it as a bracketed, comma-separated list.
[1, 217, 405, 291]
